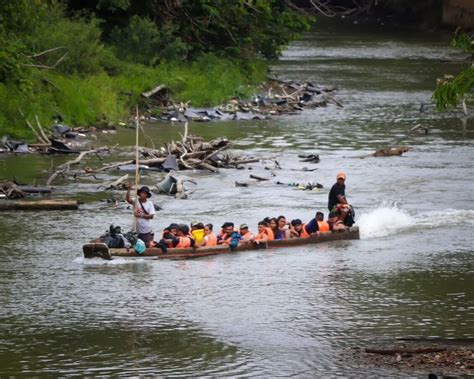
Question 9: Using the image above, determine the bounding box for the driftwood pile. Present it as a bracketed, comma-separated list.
[0, 181, 53, 199]
[139, 133, 259, 173]
[44, 132, 258, 188]
[147, 78, 343, 123]
[351, 345, 474, 375]
[0, 182, 25, 199]
[0, 115, 94, 155]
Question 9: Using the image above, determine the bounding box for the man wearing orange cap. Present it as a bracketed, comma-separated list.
[328, 171, 354, 226]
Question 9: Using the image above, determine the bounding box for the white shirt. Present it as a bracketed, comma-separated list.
[136, 199, 155, 234]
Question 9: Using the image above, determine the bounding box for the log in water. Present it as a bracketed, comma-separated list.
[0, 199, 79, 211]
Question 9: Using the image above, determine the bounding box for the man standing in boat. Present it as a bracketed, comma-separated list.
[126, 184, 156, 247]
[328, 171, 355, 227]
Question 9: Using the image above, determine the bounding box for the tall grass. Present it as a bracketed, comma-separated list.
[0, 55, 267, 139]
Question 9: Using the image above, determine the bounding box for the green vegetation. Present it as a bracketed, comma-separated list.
[0, 1, 311, 139]
[433, 29, 473, 112]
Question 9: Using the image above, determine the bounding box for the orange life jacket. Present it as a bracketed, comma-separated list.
[299, 224, 310, 238]
[317, 221, 330, 233]
[265, 228, 275, 241]
[255, 228, 274, 241]
[241, 231, 254, 241]
[176, 237, 192, 248]
[205, 232, 217, 246]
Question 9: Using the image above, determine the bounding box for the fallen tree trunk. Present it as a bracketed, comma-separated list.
[250, 174, 270, 181]
[198, 162, 219, 173]
[17, 186, 52, 194]
[0, 199, 79, 211]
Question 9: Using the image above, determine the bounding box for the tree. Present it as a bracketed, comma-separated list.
[67, 0, 312, 64]
[433, 28, 473, 114]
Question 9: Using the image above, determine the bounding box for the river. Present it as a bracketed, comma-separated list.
[0, 22, 473, 376]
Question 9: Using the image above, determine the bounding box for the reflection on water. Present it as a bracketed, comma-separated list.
[0, 23, 473, 376]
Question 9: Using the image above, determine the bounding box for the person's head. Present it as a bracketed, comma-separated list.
[221, 222, 234, 235]
[277, 215, 286, 228]
[195, 223, 204, 230]
[263, 217, 271, 224]
[291, 219, 303, 232]
[316, 212, 324, 222]
[269, 217, 278, 231]
[168, 223, 179, 235]
[239, 223, 249, 235]
[328, 211, 340, 224]
[177, 224, 189, 236]
[191, 221, 204, 230]
[336, 171, 346, 184]
[204, 223, 213, 234]
[257, 221, 267, 233]
[137, 186, 152, 201]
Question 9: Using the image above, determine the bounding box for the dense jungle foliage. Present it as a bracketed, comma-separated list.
[0, 0, 311, 138]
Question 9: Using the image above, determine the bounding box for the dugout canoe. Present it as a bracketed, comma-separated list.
[83, 226, 360, 261]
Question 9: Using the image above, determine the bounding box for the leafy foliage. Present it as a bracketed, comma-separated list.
[0, 0, 311, 138]
[434, 29, 473, 111]
[109, 16, 190, 64]
[70, 0, 312, 63]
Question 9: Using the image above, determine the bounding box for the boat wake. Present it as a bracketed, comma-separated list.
[358, 204, 474, 239]
[73, 257, 147, 265]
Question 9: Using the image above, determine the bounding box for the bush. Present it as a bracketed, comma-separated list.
[109, 16, 189, 65]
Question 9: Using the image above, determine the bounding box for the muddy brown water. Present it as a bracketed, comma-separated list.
[0, 23, 473, 376]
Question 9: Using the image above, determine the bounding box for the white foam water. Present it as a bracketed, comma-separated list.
[358, 205, 474, 239]
[73, 257, 147, 265]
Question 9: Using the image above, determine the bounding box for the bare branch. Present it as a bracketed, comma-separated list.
[25, 46, 67, 58]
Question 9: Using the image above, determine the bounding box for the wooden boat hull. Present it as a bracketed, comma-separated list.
[83, 226, 360, 261]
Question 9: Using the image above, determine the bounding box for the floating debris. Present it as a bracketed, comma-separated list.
[146, 78, 342, 123]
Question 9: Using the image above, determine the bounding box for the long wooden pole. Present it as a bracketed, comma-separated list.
[134, 106, 140, 232]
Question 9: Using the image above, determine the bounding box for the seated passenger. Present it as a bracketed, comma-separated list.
[304, 212, 321, 236]
[316, 212, 331, 233]
[218, 222, 240, 250]
[254, 221, 273, 244]
[191, 221, 205, 245]
[328, 211, 347, 232]
[164, 224, 195, 248]
[277, 215, 290, 239]
[269, 217, 284, 240]
[162, 223, 179, 240]
[200, 223, 217, 247]
[328, 171, 355, 227]
[239, 223, 254, 242]
[289, 219, 310, 238]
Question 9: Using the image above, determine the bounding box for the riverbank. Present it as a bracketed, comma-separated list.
[0, 54, 267, 140]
